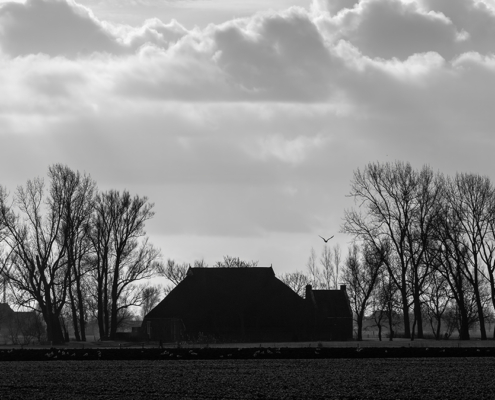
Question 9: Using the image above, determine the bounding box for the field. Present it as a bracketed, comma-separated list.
[1, 358, 494, 399]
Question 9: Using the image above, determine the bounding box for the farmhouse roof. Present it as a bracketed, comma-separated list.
[145, 267, 305, 320]
[0, 303, 36, 323]
[306, 285, 353, 319]
[0, 303, 14, 316]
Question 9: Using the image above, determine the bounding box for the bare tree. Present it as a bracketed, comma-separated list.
[444, 173, 493, 340]
[193, 258, 208, 268]
[484, 215, 495, 338]
[422, 269, 452, 340]
[279, 271, 310, 297]
[213, 255, 258, 268]
[342, 162, 443, 339]
[0, 245, 16, 303]
[89, 190, 160, 340]
[342, 243, 386, 341]
[368, 269, 393, 341]
[115, 307, 140, 332]
[157, 259, 190, 286]
[141, 284, 163, 318]
[306, 247, 321, 288]
[158, 256, 258, 291]
[319, 244, 334, 290]
[49, 164, 96, 341]
[162, 284, 174, 298]
[369, 266, 400, 341]
[432, 207, 474, 340]
[0, 178, 69, 344]
[332, 243, 342, 290]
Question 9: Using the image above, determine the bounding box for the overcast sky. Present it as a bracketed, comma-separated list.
[1, 0, 495, 276]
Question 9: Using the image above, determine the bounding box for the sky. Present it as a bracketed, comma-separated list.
[1, 0, 495, 277]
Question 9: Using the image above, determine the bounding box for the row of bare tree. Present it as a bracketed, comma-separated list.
[279, 244, 343, 297]
[340, 161, 495, 340]
[0, 165, 160, 344]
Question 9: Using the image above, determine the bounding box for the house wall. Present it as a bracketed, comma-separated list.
[144, 318, 185, 342]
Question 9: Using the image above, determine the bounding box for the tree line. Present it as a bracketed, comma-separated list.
[341, 161, 495, 341]
[4, 161, 493, 343]
[0, 165, 160, 344]
[154, 256, 259, 296]
[278, 161, 495, 341]
[278, 244, 343, 297]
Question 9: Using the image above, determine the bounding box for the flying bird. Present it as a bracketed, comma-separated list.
[319, 235, 334, 243]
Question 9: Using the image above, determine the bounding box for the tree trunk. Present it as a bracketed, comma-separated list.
[45, 311, 65, 344]
[97, 264, 107, 340]
[356, 311, 364, 341]
[41, 285, 66, 344]
[435, 318, 441, 340]
[401, 293, 410, 338]
[104, 265, 110, 339]
[473, 273, 487, 340]
[109, 259, 120, 340]
[75, 264, 86, 341]
[378, 325, 382, 341]
[474, 293, 487, 340]
[387, 308, 394, 341]
[458, 304, 470, 340]
[77, 295, 86, 341]
[69, 285, 81, 341]
[413, 295, 424, 339]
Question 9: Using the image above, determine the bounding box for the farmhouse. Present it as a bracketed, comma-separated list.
[0, 303, 42, 343]
[143, 267, 353, 342]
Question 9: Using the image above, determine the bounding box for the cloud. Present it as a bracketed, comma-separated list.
[421, 0, 495, 55]
[2, 0, 495, 253]
[110, 8, 345, 102]
[251, 133, 327, 165]
[316, 0, 467, 60]
[0, 0, 192, 57]
[212, 9, 337, 101]
[353, 0, 459, 59]
[312, 0, 359, 15]
[0, 0, 126, 56]
[120, 18, 189, 48]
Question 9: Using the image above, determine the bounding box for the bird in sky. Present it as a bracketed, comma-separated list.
[319, 235, 334, 243]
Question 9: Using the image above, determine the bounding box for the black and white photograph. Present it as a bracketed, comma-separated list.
[1, 0, 495, 398]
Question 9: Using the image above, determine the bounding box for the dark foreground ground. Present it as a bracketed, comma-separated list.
[1, 358, 494, 399]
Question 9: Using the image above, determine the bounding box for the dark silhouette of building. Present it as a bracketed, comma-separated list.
[0, 303, 43, 343]
[305, 284, 353, 341]
[143, 267, 353, 342]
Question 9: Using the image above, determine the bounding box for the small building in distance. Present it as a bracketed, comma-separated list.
[143, 267, 353, 343]
[0, 303, 43, 344]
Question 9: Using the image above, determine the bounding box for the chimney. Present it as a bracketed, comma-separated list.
[306, 284, 317, 309]
[340, 284, 347, 292]
[305, 284, 313, 301]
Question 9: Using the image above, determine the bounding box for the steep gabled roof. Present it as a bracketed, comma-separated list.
[311, 289, 353, 318]
[145, 267, 305, 320]
[0, 303, 14, 317]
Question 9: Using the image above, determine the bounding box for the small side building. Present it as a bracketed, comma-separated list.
[0, 303, 43, 344]
[305, 284, 353, 341]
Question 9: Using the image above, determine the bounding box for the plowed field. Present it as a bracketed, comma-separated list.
[1, 358, 494, 399]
